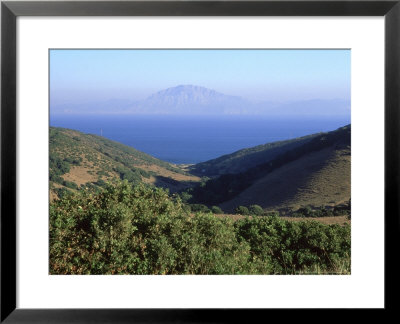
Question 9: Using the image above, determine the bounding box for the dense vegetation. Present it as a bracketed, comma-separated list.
[184, 125, 351, 206]
[50, 182, 350, 275]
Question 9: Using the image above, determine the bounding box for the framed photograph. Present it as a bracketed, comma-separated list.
[1, 0, 399, 321]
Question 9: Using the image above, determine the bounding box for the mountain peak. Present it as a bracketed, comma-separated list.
[144, 85, 244, 111]
[148, 85, 220, 99]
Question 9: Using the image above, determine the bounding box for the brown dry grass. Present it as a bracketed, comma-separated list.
[136, 164, 201, 182]
[214, 214, 350, 225]
[62, 165, 98, 186]
[281, 215, 350, 225]
[220, 147, 350, 213]
[49, 190, 58, 201]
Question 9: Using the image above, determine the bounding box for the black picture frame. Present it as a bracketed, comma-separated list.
[1, 0, 399, 322]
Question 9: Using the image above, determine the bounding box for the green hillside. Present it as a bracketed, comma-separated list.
[185, 125, 351, 213]
[190, 133, 319, 176]
[220, 145, 351, 213]
[49, 127, 200, 199]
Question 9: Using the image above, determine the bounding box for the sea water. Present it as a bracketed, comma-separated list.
[50, 115, 350, 164]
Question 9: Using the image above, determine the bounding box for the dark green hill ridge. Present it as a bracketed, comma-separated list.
[190, 133, 320, 176]
[185, 125, 350, 209]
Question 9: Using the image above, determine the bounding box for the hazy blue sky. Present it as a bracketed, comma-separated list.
[50, 49, 350, 105]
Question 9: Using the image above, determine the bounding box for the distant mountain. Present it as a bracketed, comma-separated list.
[130, 85, 255, 115]
[139, 85, 250, 114]
[51, 85, 350, 116]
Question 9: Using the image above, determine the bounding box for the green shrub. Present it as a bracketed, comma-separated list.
[179, 191, 192, 203]
[190, 204, 211, 213]
[50, 182, 351, 275]
[94, 179, 107, 187]
[297, 206, 313, 217]
[235, 206, 250, 215]
[264, 211, 279, 217]
[49, 154, 71, 183]
[292, 204, 351, 218]
[53, 187, 71, 199]
[211, 206, 224, 214]
[235, 216, 351, 274]
[113, 166, 147, 184]
[64, 157, 81, 165]
[63, 180, 78, 189]
[49, 174, 64, 184]
[249, 205, 264, 216]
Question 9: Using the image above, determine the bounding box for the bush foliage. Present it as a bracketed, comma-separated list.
[292, 203, 351, 218]
[50, 182, 350, 275]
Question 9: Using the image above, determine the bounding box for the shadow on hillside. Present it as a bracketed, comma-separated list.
[220, 147, 351, 214]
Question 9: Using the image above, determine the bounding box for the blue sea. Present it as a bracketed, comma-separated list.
[50, 115, 350, 164]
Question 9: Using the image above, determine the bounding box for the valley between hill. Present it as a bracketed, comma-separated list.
[50, 124, 351, 218]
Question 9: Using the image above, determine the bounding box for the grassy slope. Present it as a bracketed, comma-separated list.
[190, 133, 319, 176]
[187, 125, 350, 212]
[220, 145, 350, 213]
[50, 127, 200, 196]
